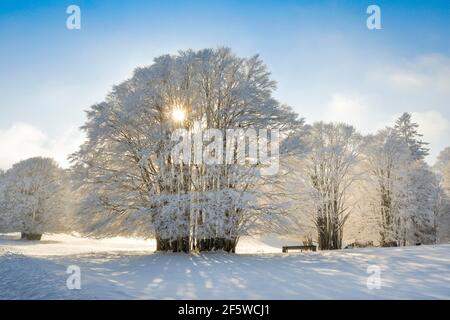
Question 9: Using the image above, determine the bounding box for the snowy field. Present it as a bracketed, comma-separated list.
[1, 233, 450, 299]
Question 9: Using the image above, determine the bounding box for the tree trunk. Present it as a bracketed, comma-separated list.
[197, 237, 237, 252]
[156, 237, 190, 253]
[21, 232, 42, 241]
[381, 240, 398, 247]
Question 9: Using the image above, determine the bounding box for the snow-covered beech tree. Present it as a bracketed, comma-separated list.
[430, 173, 449, 243]
[304, 123, 361, 250]
[341, 160, 380, 246]
[392, 113, 441, 245]
[0, 169, 6, 232]
[443, 162, 450, 199]
[443, 162, 450, 235]
[344, 164, 439, 247]
[401, 161, 439, 245]
[435, 155, 450, 243]
[71, 47, 304, 252]
[362, 128, 411, 246]
[394, 112, 429, 161]
[434, 147, 450, 174]
[1, 157, 72, 240]
[278, 122, 361, 250]
[263, 152, 316, 242]
[361, 122, 441, 246]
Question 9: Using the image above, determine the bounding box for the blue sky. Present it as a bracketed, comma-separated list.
[0, 0, 449, 168]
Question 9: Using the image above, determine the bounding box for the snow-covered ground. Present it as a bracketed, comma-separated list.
[1, 233, 449, 299]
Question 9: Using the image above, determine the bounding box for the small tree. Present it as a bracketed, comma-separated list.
[1, 157, 71, 240]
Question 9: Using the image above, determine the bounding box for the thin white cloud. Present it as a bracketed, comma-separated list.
[0, 123, 84, 170]
[324, 93, 381, 134]
[389, 72, 426, 88]
[412, 111, 450, 144]
[386, 53, 450, 94]
[410, 111, 449, 164]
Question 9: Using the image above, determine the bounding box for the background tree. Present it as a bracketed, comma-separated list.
[392, 113, 439, 245]
[0, 169, 6, 232]
[394, 112, 429, 160]
[1, 157, 72, 240]
[362, 128, 411, 246]
[435, 155, 450, 242]
[401, 161, 439, 245]
[443, 162, 450, 198]
[341, 160, 380, 247]
[279, 122, 361, 250]
[306, 123, 361, 250]
[434, 147, 450, 174]
[440, 161, 450, 242]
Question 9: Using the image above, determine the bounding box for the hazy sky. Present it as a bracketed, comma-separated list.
[0, 0, 449, 169]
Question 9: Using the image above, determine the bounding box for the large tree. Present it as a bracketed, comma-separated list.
[1, 157, 71, 240]
[71, 48, 303, 252]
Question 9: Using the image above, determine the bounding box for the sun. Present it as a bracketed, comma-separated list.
[171, 108, 185, 122]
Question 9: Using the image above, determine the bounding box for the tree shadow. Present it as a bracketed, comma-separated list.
[3, 245, 450, 299]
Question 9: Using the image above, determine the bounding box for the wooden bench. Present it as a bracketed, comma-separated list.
[282, 245, 317, 253]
